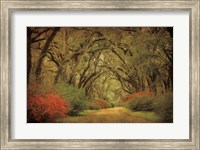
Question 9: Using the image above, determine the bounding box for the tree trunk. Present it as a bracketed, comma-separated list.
[166, 27, 173, 92]
[141, 77, 145, 91]
[27, 28, 32, 84]
[35, 27, 60, 83]
[146, 76, 157, 95]
[152, 83, 157, 96]
[162, 80, 168, 92]
[169, 66, 173, 91]
[54, 67, 63, 84]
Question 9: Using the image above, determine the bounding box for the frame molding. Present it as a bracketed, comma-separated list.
[1, 0, 199, 149]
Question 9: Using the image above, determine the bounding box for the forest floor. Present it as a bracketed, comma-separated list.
[59, 107, 162, 123]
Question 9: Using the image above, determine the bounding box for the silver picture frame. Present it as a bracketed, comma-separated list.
[0, 0, 199, 149]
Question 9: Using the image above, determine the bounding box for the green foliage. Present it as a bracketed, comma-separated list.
[109, 101, 115, 108]
[56, 83, 88, 115]
[128, 96, 154, 111]
[67, 30, 88, 51]
[153, 92, 173, 123]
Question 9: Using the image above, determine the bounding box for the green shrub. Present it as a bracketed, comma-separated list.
[128, 96, 154, 111]
[109, 101, 115, 108]
[107, 99, 115, 108]
[125, 92, 173, 123]
[56, 83, 88, 115]
[153, 92, 173, 123]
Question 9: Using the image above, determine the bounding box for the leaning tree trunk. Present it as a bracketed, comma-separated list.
[162, 79, 168, 92]
[54, 67, 63, 84]
[35, 27, 60, 83]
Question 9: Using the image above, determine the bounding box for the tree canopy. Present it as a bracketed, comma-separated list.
[27, 27, 173, 101]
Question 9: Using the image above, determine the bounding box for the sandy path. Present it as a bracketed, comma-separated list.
[61, 107, 161, 123]
[92, 107, 126, 115]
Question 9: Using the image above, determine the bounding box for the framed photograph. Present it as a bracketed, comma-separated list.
[1, 0, 199, 149]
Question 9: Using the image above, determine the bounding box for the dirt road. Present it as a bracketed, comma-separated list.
[61, 107, 161, 123]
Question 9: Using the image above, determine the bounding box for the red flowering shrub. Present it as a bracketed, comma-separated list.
[88, 101, 101, 110]
[124, 90, 153, 101]
[27, 94, 69, 123]
[118, 90, 153, 107]
[94, 100, 111, 109]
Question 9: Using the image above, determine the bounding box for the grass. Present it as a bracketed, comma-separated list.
[59, 107, 162, 123]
